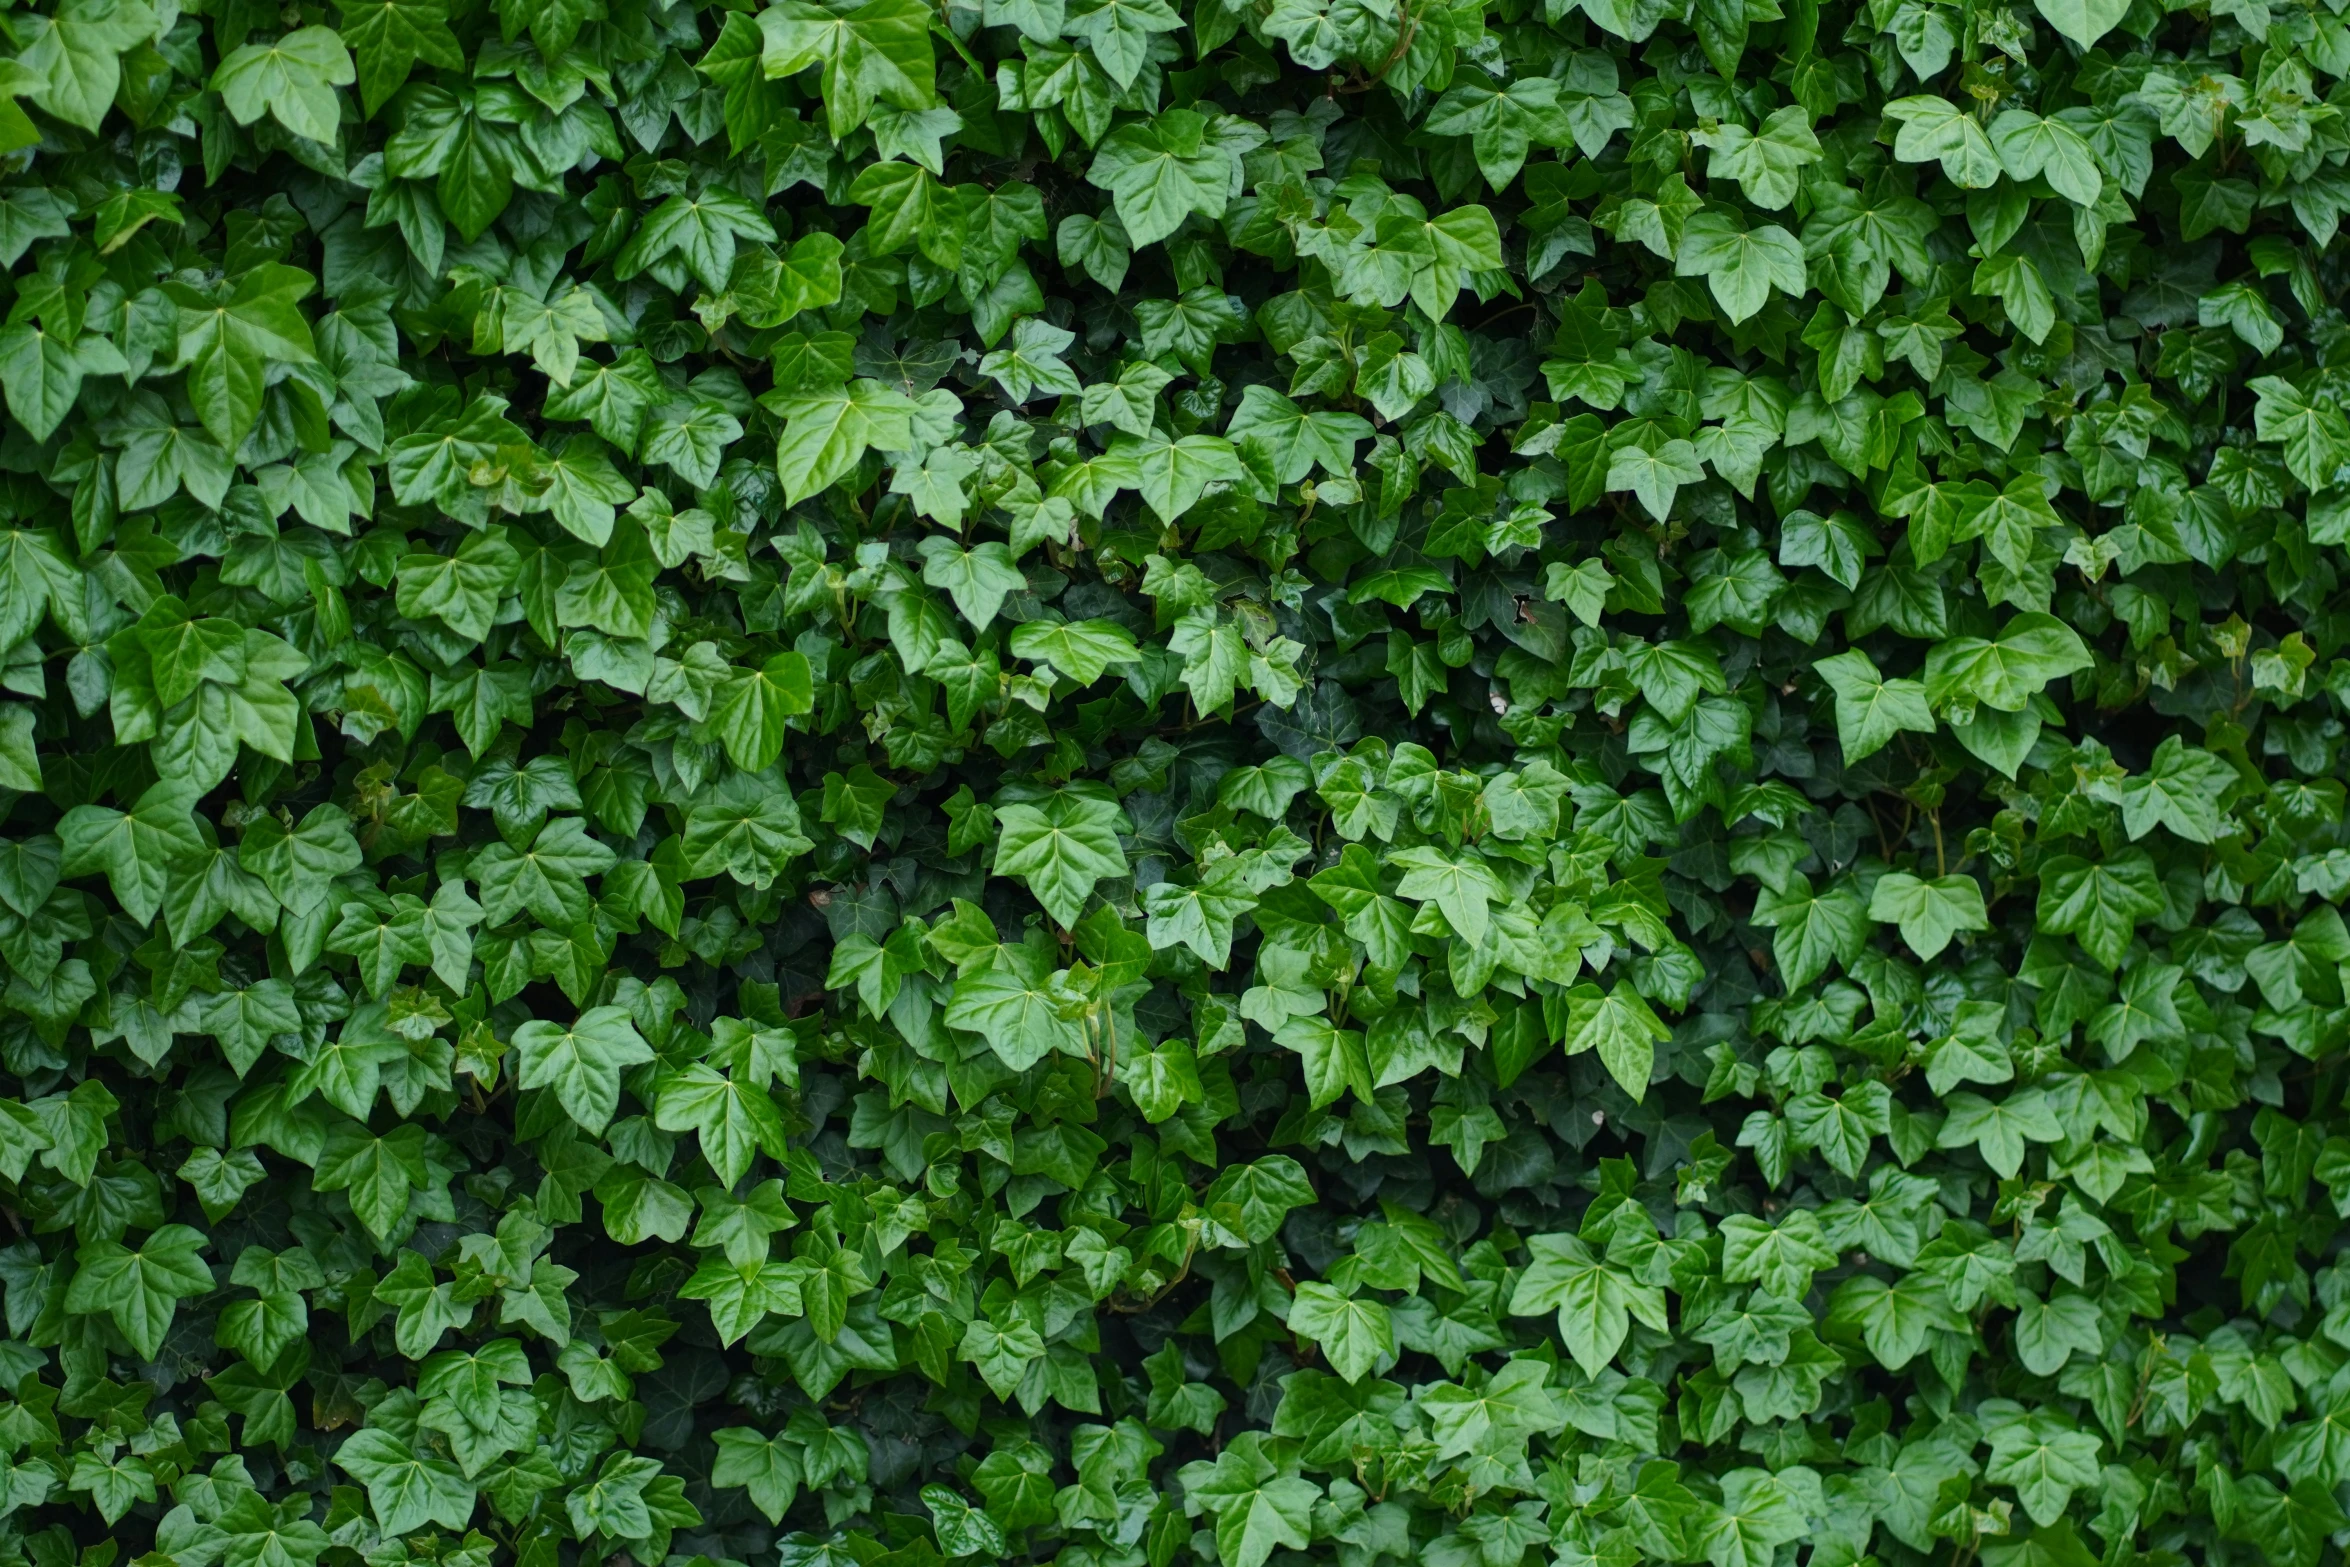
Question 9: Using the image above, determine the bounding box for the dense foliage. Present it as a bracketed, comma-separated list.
[7, 0, 2350, 1558]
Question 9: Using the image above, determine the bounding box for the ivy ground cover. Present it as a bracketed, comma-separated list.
[0, 0, 2345, 1563]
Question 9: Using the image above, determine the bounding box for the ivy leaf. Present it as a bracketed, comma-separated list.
[993, 794, 1128, 926]
[1813, 649, 1936, 762]
[1693, 104, 1820, 209]
[977, 317, 1083, 405]
[62, 1222, 211, 1358]
[1086, 109, 1232, 248]
[1143, 859, 1258, 967]
[1883, 95, 2003, 186]
[312, 1120, 430, 1241]
[1509, 1232, 1666, 1375]
[511, 1005, 655, 1134]
[1938, 1089, 2065, 1177]
[653, 1063, 790, 1186]
[2036, 851, 2165, 968]
[1866, 872, 1990, 960]
[1923, 613, 2093, 717]
[16, 0, 157, 132]
[2030, 0, 2129, 47]
[923, 1485, 1007, 1559]
[396, 527, 521, 642]
[1226, 385, 1373, 485]
[1607, 437, 1707, 521]
[1989, 109, 2102, 205]
[757, 0, 936, 138]
[1174, 1434, 1318, 1567]
[2119, 735, 2233, 843]
[620, 189, 777, 294]
[1554, 980, 1669, 1100]
[711, 1429, 803, 1524]
[471, 816, 617, 928]
[710, 653, 815, 772]
[1984, 1413, 2103, 1525]
[0, 323, 100, 442]
[1418, 1360, 1562, 1458]
[917, 539, 1026, 630]
[167, 264, 320, 451]
[1286, 1283, 1393, 1383]
[1006, 618, 1140, 685]
[334, 1429, 477, 1535]
[1107, 430, 1247, 524]
[946, 961, 1089, 1070]
[768, 379, 921, 503]
[1423, 74, 1573, 190]
[1675, 213, 1805, 323]
[339, 0, 462, 113]
[211, 27, 354, 143]
[1696, 1471, 1811, 1567]
[1750, 874, 1868, 989]
[58, 778, 205, 926]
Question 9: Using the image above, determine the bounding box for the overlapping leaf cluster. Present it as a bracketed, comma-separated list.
[1, 0, 2348, 1561]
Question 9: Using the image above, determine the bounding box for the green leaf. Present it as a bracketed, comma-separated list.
[62, 1222, 211, 1358]
[1423, 73, 1574, 190]
[1286, 1283, 1393, 1383]
[1607, 438, 1707, 521]
[758, 0, 936, 138]
[1173, 1434, 1318, 1567]
[1555, 980, 1669, 1100]
[16, 0, 158, 132]
[947, 960, 1088, 1070]
[1989, 109, 2102, 205]
[1675, 213, 1805, 324]
[2119, 734, 2233, 843]
[653, 1063, 790, 1186]
[711, 653, 816, 771]
[1693, 104, 1820, 209]
[711, 1429, 803, 1524]
[768, 379, 921, 502]
[2030, 0, 2129, 47]
[1923, 613, 2093, 717]
[1418, 1359, 1562, 1459]
[1718, 1210, 1837, 1298]
[59, 777, 205, 926]
[1696, 1470, 1810, 1567]
[977, 317, 1083, 406]
[1006, 618, 1140, 685]
[2036, 850, 2165, 968]
[334, 1429, 477, 1535]
[339, 0, 462, 113]
[1883, 94, 2003, 186]
[1751, 873, 1869, 988]
[1226, 385, 1373, 485]
[211, 26, 353, 142]
[396, 527, 521, 642]
[1085, 108, 1232, 247]
[923, 1484, 1007, 1559]
[1813, 649, 1936, 762]
[1143, 858, 1257, 967]
[1984, 1413, 2103, 1525]
[1936, 1088, 2065, 1177]
[168, 263, 319, 450]
[1107, 430, 1248, 524]
[993, 793, 1128, 925]
[1866, 872, 1990, 960]
[1508, 1231, 1666, 1375]
[511, 1005, 655, 1134]
[0, 324, 94, 442]
[312, 1120, 429, 1240]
